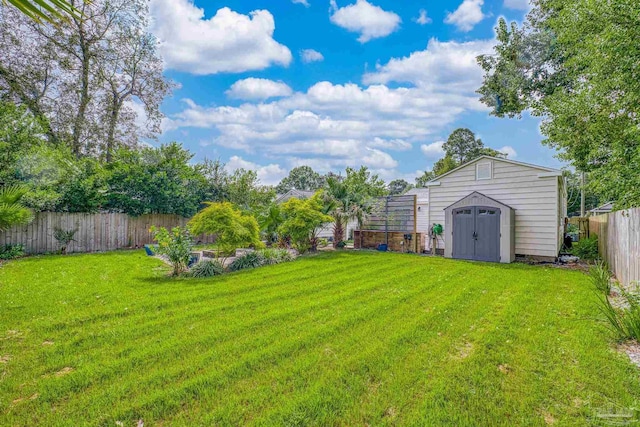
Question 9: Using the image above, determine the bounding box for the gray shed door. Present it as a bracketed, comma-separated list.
[452, 206, 500, 262]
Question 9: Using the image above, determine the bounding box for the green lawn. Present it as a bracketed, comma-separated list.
[0, 251, 638, 426]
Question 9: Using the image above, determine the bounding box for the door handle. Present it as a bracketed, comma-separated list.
[472, 231, 477, 240]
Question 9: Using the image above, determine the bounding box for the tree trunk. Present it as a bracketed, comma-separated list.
[71, 36, 91, 157]
[105, 93, 122, 163]
[333, 217, 344, 248]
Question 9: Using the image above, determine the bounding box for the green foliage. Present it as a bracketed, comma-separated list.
[589, 261, 612, 295]
[189, 202, 263, 257]
[279, 193, 333, 254]
[228, 251, 266, 272]
[258, 248, 295, 265]
[53, 227, 77, 254]
[477, 2, 640, 208]
[598, 290, 640, 342]
[5, 0, 79, 23]
[443, 128, 484, 164]
[0, 185, 34, 232]
[571, 235, 599, 261]
[415, 170, 435, 187]
[0, 243, 25, 260]
[188, 259, 225, 278]
[275, 166, 325, 194]
[387, 179, 411, 195]
[258, 203, 284, 244]
[431, 155, 458, 177]
[150, 226, 193, 276]
[106, 143, 208, 217]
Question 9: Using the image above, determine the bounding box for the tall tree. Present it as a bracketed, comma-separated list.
[0, 0, 172, 157]
[388, 179, 411, 195]
[442, 128, 484, 164]
[275, 166, 325, 194]
[477, 1, 640, 208]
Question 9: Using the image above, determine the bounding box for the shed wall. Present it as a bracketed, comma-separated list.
[428, 160, 561, 257]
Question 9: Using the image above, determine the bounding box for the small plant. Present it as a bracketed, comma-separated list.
[598, 289, 640, 341]
[228, 251, 265, 272]
[0, 244, 25, 260]
[259, 248, 295, 265]
[188, 259, 225, 278]
[336, 241, 347, 249]
[589, 261, 612, 294]
[150, 226, 193, 276]
[53, 227, 78, 254]
[571, 235, 599, 261]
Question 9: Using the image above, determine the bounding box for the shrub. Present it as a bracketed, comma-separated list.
[571, 235, 599, 260]
[259, 248, 295, 265]
[336, 241, 347, 249]
[0, 244, 25, 260]
[228, 251, 265, 272]
[589, 261, 612, 294]
[53, 227, 78, 254]
[598, 289, 640, 341]
[189, 259, 225, 278]
[150, 226, 193, 276]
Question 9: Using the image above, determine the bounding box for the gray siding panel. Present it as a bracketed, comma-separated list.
[429, 159, 561, 257]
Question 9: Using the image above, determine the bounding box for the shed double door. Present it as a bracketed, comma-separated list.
[452, 206, 500, 262]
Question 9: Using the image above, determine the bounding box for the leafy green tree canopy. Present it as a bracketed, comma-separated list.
[189, 202, 263, 256]
[275, 166, 325, 194]
[278, 193, 332, 254]
[388, 179, 411, 195]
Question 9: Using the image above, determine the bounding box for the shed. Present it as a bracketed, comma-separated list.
[444, 192, 515, 263]
[425, 156, 567, 262]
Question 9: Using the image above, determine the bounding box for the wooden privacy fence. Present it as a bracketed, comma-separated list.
[0, 212, 215, 254]
[589, 209, 640, 287]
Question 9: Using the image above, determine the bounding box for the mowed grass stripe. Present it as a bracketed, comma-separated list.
[1, 251, 639, 426]
[56, 258, 472, 423]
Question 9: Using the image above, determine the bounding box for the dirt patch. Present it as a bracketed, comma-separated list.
[0, 355, 10, 363]
[4, 330, 23, 340]
[542, 411, 556, 425]
[498, 364, 512, 374]
[451, 342, 474, 360]
[42, 340, 54, 346]
[54, 367, 74, 377]
[618, 341, 640, 369]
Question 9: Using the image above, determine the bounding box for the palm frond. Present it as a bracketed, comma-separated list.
[0, 185, 34, 232]
[3, 0, 81, 23]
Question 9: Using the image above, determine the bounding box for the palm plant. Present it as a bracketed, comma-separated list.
[0, 185, 34, 232]
[259, 203, 283, 246]
[323, 177, 361, 248]
[3, 0, 80, 22]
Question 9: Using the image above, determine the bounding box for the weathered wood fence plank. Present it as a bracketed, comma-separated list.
[0, 212, 215, 254]
[589, 209, 640, 287]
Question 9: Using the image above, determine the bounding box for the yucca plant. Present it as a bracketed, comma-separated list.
[0, 185, 34, 232]
[228, 251, 265, 272]
[598, 288, 640, 341]
[589, 261, 612, 295]
[188, 259, 225, 278]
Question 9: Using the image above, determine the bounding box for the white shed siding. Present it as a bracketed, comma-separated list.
[404, 188, 430, 235]
[428, 159, 561, 257]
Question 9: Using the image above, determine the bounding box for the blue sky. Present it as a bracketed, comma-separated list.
[146, 0, 563, 185]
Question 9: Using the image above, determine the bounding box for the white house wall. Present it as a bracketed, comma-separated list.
[428, 159, 561, 258]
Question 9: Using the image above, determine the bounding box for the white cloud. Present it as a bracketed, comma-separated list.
[363, 38, 494, 93]
[226, 156, 287, 185]
[503, 0, 529, 10]
[329, 0, 401, 43]
[444, 0, 486, 32]
[226, 78, 293, 101]
[163, 40, 496, 177]
[414, 9, 432, 25]
[498, 145, 517, 158]
[149, 1, 292, 75]
[292, 0, 310, 6]
[421, 141, 445, 157]
[300, 49, 325, 63]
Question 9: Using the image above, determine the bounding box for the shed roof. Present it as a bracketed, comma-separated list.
[444, 191, 515, 212]
[426, 155, 562, 185]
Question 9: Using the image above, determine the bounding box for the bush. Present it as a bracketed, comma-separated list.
[336, 241, 347, 249]
[228, 251, 265, 272]
[53, 227, 78, 254]
[571, 235, 599, 260]
[598, 289, 640, 341]
[0, 244, 25, 260]
[589, 261, 612, 294]
[150, 226, 193, 276]
[188, 259, 225, 278]
[259, 248, 295, 265]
